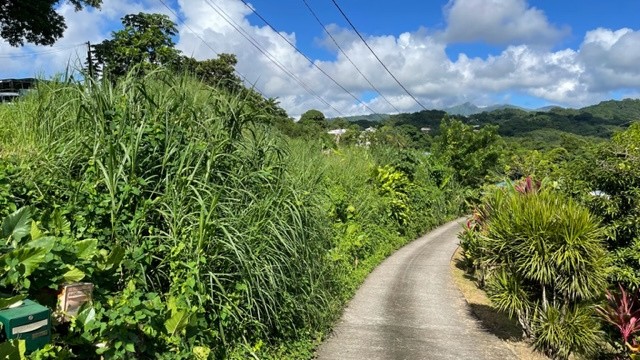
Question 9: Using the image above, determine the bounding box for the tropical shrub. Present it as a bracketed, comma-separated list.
[462, 179, 607, 359]
[562, 123, 640, 289]
[432, 117, 504, 187]
[596, 285, 640, 358]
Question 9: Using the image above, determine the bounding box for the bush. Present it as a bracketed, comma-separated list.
[463, 180, 607, 359]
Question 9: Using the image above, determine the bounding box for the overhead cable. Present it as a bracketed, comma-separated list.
[330, 0, 429, 111]
[302, 0, 401, 115]
[238, 0, 383, 117]
[157, 0, 256, 86]
[202, 0, 345, 116]
[0, 43, 84, 59]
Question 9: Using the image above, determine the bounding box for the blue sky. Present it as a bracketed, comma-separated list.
[2, 0, 640, 116]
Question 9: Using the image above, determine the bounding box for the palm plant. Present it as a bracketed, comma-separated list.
[473, 181, 607, 359]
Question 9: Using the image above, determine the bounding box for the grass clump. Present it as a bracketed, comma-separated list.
[0, 70, 462, 358]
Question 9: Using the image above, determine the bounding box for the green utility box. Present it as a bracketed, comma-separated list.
[0, 299, 51, 353]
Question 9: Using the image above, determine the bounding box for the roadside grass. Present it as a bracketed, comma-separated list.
[450, 247, 550, 360]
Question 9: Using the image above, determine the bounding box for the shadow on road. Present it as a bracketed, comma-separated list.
[452, 257, 524, 342]
[466, 303, 523, 341]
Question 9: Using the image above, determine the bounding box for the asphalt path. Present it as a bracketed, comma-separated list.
[315, 219, 517, 360]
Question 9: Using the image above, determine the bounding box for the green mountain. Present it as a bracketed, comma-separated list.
[581, 98, 640, 121]
[467, 98, 640, 140]
[336, 113, 390, 122]
[444, 102, 527, 116]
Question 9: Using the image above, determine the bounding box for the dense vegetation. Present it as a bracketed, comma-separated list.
[3, 8, 640, 360]
[0, 69, 467, 359]
[461, 122, 640, 359]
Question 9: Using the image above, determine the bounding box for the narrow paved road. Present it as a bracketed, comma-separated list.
[315, 219, 517, 360]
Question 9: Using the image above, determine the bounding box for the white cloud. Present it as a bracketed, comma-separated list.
[579, 28, 640, 92]
[0, 0, 172, 78]
[443, 0, 568, 46]
[1, 0, 639, 116]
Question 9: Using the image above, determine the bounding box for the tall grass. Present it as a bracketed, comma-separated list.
[0, 70, 463, 358]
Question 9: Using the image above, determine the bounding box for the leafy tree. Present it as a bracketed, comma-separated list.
[0, 0, 101, 46]
[373, 125, 412, 149]
[174, 53, 243, 93]
[299, 109, 326, 124]
[93, 13, 179, 77]
[432, 117, 503, 187]
[565, 122, 640, 289]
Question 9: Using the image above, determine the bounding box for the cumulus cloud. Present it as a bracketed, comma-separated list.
[579, 28, 640, 92]
[1, 0, 639, 116]
[443, 0, 568, 46]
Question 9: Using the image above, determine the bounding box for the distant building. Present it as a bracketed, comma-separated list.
[327, 128, 347, 144]
[420, 127, 431, 132]
[327, 129, 347, 136]
[0, 78, 38, 102]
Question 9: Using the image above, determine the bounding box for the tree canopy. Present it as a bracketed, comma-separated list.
[300, 109, 325, 124]
[93, 13, 179, 77]
[0, 0, 101, 46]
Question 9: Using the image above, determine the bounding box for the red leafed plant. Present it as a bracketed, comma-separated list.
[596, 284, 640, 353]
[515, 176, 541, 194]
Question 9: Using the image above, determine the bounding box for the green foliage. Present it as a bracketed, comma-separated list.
[0, 68, 464, 358]
[462, 182, 608, 359]
[371, 165, 411, 227]
[0, 339, 26, 360]
[432, 117, 504, 187]
[0, 0, 101, 46]
[532, 305, 602, 359]
[174, 53, 243, 93]
[563, 123, 640, 288]
[299, 109, 325, 124]
[93, 13, 179, 77]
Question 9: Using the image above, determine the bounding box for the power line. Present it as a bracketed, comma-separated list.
[238, 0, 383, 117]
[160, 0, 342, 117]
[156, 0, 255, 86]
[301, 0, 400, 114]
[330, 0, 428, 111]
[201, 0, 345, 116]
[0, 43, 85, 59]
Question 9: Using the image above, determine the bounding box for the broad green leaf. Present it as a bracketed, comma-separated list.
[0, 294, 26, 310]
[30, 221, 43, 240]
[76, 306, 96, 326]
[2, 207, 32, 244]
[49, 209, 70, 236]
[0, 339, 26, 360]
[75, 239, 98, 259]
[24, 236, 56, 253]
[193, 346, 211, 360]
[101, 245, 125, 270]
[164, 309, 191, 337]
[167, 296, 178, 314]
[62, 267, 86, 282]
[3, 247, 46, 276]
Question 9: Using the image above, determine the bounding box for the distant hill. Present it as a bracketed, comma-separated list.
[335, 114, 390, 122]
[535, 105, 564, 112]
[581, 98, 640, 121]
[444, 102, 527, 116]
[467, 98, 640, 139]
[329, 98, 640, 142]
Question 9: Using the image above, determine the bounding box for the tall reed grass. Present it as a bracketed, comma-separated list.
[0, 70, 462, 358]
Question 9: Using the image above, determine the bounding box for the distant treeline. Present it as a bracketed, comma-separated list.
[338, 98, 640, 148]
